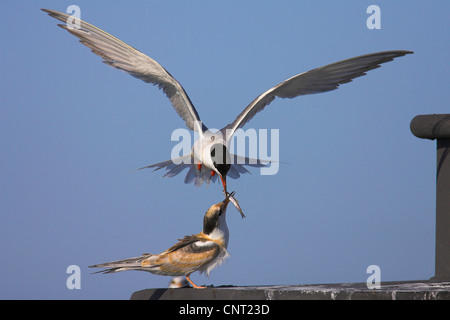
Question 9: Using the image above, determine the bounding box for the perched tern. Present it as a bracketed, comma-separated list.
[89, 192, 234, 289]
[43, 9, 413, 195]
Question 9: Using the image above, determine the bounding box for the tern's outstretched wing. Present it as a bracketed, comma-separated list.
[42, 8, 206, 133]
[222, 50, 413, 139]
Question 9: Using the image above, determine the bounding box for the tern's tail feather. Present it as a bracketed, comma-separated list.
[89, 254, 156, 274]
[138, 154, 270, 187]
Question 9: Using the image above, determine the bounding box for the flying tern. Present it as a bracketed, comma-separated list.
[43, 9, 413, 195]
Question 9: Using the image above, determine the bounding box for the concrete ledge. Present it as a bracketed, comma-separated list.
[130, 281, 450, 300]
[410, 114, 450, 140]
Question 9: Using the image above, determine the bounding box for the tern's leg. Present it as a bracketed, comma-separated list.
[186, 275, 206, 289]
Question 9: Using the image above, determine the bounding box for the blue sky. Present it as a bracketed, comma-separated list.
[1, 1, 448, 299]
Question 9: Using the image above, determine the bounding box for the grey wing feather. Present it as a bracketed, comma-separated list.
[226, 154, 269, 179]
[226, 165, 242, 179]
[138, 153, 265, 184]
[223, 50, 413, 138]
[138, 154, 192, 176]
[232, 154, 269, 167]
[42, 8, 206, 132]
[163, 163, 190, 178]
[136, 154, 212, 186]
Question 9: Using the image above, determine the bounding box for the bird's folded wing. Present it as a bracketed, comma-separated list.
[165, 234, 220, 254]
[152, 235, 223, 273]
[42, 8, 206, 133]
[223, 50, 413, 138]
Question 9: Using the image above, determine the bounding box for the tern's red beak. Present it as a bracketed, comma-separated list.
[220, 174, 227, 193]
